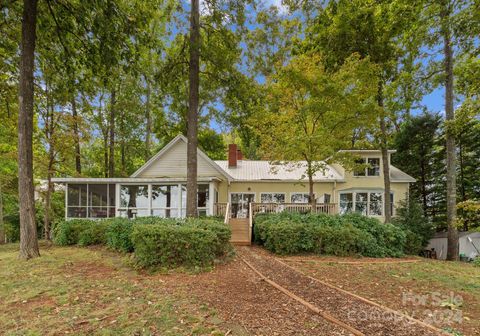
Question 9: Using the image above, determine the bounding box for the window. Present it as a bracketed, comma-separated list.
[119, 185, 149, 218]
[291, 193, 310, 203]
[261, 193, 286, 203]
[339, 193, 353, 214]
[390, 193, 394, 216]
[367, 158, 380, 176]
[355, 192, 368, 215]
[339, 190, 388, 217]
[369, 192, 383, 216]
[354, 157, 380, 177]
[353, 159, 366, 176]
[197, 184, 209, 217]
[67, 184, 115, 218]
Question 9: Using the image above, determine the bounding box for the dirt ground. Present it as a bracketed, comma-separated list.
[1, 243, 476, 335]
[276, 249, 479, 336]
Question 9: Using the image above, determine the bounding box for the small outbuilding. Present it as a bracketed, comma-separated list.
[427, 231, 480, 260]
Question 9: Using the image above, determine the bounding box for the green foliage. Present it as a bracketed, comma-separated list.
[104, 218, 135, 252]
[53, 220, 95, 246]
[78, 221, 110, 246]
[474, 258, 480, 267]
[254, 212, 407, 257]
[393, 200, 435, 255]
[252, 52, 378, 185]
[52, 216, 230, 269]
[3, 214, 20, 243]
[131, 218, 231, 269]
[457, 200, 480, 231]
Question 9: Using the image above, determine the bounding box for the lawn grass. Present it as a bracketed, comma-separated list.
[284, 256, 480, 335]
[0, 242, 224, 336]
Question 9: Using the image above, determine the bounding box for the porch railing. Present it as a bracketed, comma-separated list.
[213, 202, 337, 220]
[213, 202, 228, 217]
[251, 202, 337, 217]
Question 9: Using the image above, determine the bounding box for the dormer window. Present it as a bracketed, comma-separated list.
[354, 158, 380, 177]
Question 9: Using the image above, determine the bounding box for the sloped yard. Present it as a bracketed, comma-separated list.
[1, 242, 478, 335]
[281, 252, 480, 336]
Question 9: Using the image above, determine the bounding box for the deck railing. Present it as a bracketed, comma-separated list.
[251, 202, 337, 217]
[213, 202, 228, 217]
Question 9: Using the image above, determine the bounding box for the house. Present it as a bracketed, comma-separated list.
[427, 231, 480, 260]
[52, 134, 415, 244]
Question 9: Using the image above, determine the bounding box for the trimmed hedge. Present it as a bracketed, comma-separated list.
[53, 216, 232, 269]
[53, 219, 95, 246]
[254, 212, 407, 257]
[105, 218, 136, 252]
[131, 218, 231, 268]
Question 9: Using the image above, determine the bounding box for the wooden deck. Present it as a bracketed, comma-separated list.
[228, 218, 251, 245]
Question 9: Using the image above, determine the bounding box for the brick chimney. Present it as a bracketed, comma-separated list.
[237, 149, 243, 161]
[228, 144, 237, 168]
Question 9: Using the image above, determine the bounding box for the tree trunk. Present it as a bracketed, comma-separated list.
[458, 140, 466, 202]
[441, 1, 458, 261]
[18, 0, 40, 259]
[145, 79, 152, 160]
[103, 134, 109, 178]
[108, 88, 116, 178]
[378, 83, 391, 223]
[71, 97, 82, 174]
[0, 184, 5, 244]
[43, 172, 53, 240]
[186, 0, 200, 218]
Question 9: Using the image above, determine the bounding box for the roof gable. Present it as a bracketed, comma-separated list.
[131, 135, 231, 179]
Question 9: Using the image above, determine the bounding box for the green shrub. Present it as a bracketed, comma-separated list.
[474, 257, 480, 267]
[392, 200, 434, 255]
[254, 212, 407, 257]
[105, 218, 135, 252]
[131, 224, 219, 268]
[78, 221, 110, 246]
[53, 219, 95, 245]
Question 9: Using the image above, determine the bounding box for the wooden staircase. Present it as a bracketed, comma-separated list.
[228, 218, 251, 245]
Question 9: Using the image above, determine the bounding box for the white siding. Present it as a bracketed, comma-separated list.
[136, 140, 222, 178]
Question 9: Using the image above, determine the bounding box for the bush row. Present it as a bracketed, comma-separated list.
[53, 216, 231, 268]
[254, 212, 407, 257]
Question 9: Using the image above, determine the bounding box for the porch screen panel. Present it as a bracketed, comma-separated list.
[67, 184, 87, 218]
[119, 185, 149, 218]
[88, 184, 109, 218]
[152, 185, 180, 218]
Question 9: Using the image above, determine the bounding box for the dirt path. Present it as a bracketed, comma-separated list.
[179, 254, 350, 335]
[236, 247, 444, 336]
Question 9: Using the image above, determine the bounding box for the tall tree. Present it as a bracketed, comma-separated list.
[253, 53, 378, 207]
[300, 0, 416, 222]
[412, 0, 476, 259]
[18, 0, 39, 259]
[186, 0, 200, 217]
[393, 113, 441, 217]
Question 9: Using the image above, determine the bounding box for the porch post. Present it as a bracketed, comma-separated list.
[148, 184, 152, 216]
[208, 181, 214, 216]
[65, 183, 68, 219]
[115, 184, 120, 217]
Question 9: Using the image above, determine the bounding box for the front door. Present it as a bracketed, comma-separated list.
[230, 193, 255, 218]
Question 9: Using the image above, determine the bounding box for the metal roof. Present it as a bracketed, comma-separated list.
[214, 160, 344, 182]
